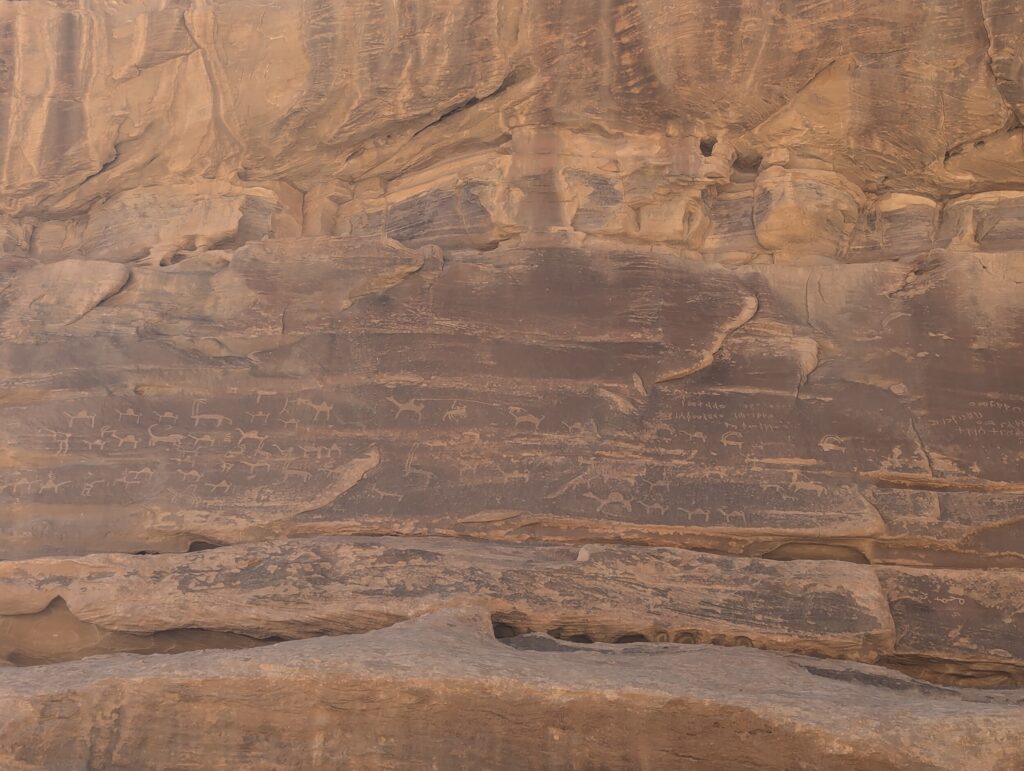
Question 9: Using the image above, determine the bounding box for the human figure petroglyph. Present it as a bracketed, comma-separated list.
[236, 428, 268, 452]
[110, 431, 140, 449]
[205, 480, 232, 494]
[720, 431, 744, 450]
[63, 410, 96, 428]
[38, 473, 71, 494]
[387, 396, 425, 422]
[81, 479, 106, 497]
[191, 400, 233, 428]
[246, 410, 271, 425]
[153, 410, 179, 425]
[583, 491, 633, 514]
[148, 425, 185, 448]
[818, 434, 848, 454]
[789, 470, 826, 496]
[509, 406, 543, 431]
[39, 429, 71, 455]
[297, 398, 333, 423]
[443, 402, 468, 422]
[116, 407, 142, 424]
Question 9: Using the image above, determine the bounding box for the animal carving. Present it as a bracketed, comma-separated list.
[443, 402, 467, 422]
[297, 399, 333, 423]
[63, 410, 96, 428]
[236, 429, 268, 452]
[38, 474, 71, 494]
[583, 491, 633, 514]
[111, 431, 140, 449]
[116, 407, 142, 424]
[789, 471, 826, 496]
[387, 396, 425, 422]
[147, 425, 185, 448]
[818, 435, 848, 454]
[188, 434, 216, 449]
[191, 400, 233, 428]
[39, 429, 71, 455]
[509, 406, 543, 430]
[284, 468, 312, 483]
[720, 431, 744, 450]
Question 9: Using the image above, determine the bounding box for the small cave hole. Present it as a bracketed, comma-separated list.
[613, 633, 649, 644]
[566, 634, 594, 644]
[699, 137, 718, 157]
[761, 542, 870, 564]
[187, 540, 225, 553]
[732, 152, 762, 174]
[492, 621, 519, 639]
[674, 631, 700, 644]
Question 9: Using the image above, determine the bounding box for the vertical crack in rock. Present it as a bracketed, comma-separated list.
[655, 293, 759, 384]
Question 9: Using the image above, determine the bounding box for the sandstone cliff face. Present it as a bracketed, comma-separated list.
[2, 1, 1024, 769]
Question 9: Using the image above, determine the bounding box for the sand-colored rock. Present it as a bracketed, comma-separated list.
[0, 537, 896, 663]
[1, 609, 1023, 771]
[3, 0, 1024, 767]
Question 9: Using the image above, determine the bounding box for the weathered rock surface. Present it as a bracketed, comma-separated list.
[1, 609, 1023, 771]
[3, 0, 1024, 767]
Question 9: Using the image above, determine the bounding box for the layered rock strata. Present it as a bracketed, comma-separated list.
[2, 0, 1024, 768]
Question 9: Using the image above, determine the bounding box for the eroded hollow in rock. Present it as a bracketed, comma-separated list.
[0, 598, 281, 666]
[494, 617, 1024, 690]
[761, 542, 871, 564]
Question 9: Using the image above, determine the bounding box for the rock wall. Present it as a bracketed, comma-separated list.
[2, 1, 1024, 768]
